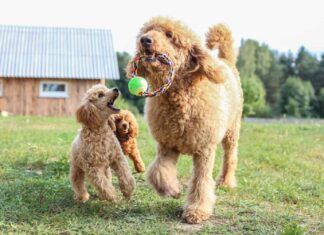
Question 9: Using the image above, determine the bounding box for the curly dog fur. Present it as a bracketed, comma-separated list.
[70, 84, 135, 203]
[127, 17, 243, 224]
[108, 110, 145, 173]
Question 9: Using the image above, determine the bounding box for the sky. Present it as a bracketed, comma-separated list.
[0, 0, 323, 56]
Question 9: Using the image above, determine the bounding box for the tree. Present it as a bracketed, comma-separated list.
[315, 88, 324, 118]
[279, 52, 296, 84]
[295, 47, 318, 82]
[242, 75, 267, 117]
[237, 39, 259, 78]
[255, 44, 273, 79]
[312, 54, 324, 94]
[280, 76, 315, 117]
[238, 40, 283, 114]
[260, 51, 284, 113]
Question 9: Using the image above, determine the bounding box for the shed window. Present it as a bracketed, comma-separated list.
[0, 80, 3, 96]
[39, 81, 68, 98]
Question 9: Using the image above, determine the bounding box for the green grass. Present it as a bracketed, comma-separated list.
[0, 116, 323, 234]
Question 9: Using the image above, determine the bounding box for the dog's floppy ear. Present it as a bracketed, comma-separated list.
[189, 44, 227, 83]
[125, 112, 138, 138]
[128, 121, 138, 138]
[76, 101, 102, 129]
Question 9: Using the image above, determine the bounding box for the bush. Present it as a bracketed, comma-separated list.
[280, 76, 315, 117]
[242, 75, 267, 116]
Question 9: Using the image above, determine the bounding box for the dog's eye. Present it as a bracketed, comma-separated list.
[165, 31, 173, 38]
[98, 93, 104, 98]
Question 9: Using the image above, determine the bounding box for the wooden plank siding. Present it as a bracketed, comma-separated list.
[0, 77, 100, 117]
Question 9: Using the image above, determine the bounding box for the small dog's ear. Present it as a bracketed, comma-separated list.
[128, 124, 138, 138]
[76, 102, 102, 129]
[108, 115, 117, 132]
[189, 45, 227, 83]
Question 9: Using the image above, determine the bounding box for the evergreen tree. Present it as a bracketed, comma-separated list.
[312, 54, 324, 94]
[295, 47, 318, 82]
[279, 52, 296, 84]
[315, 88, 324, 117]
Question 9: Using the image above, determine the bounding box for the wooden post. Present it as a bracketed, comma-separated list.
[100, 78, 105, 85]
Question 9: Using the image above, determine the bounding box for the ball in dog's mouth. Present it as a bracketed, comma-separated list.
[107, 94, 120, 112]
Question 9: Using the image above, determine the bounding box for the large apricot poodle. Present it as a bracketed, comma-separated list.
[108, 110, 145, 173]
[70, 84, 135, 203]
[127, 17, 243, 224]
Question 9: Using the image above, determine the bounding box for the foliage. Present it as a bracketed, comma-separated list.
[237, 40, 283, 114]
[295, 47, 319, 82]
[280, 77, 315, 117]
[314, 88, 324, 118]
[0, 117, 323, 234]
[242, 75, 267, 116]
[238, 40, 323, 117]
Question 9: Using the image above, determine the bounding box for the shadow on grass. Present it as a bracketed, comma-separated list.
[0, 161, 183, 225]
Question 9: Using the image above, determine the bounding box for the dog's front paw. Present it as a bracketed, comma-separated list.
[121, 176, 136, 199]
[216, 176, 237, 188]
[182, 209, 211, 224]
[135, 161, 145, 173]
[156, 185, 181, 199]
[74, 192, 90, 203]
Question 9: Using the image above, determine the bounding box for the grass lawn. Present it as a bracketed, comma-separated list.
[0, 116, 323, 234]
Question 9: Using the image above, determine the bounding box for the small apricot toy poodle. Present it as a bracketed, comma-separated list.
[70, 84, 135, 203]
[108, 110, 145, 173]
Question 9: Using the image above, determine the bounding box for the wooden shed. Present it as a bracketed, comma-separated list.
[0, 25, 119, 117]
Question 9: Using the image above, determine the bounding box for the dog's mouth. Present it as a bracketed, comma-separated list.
[142, 49, 172, 66]
[143, 49, 157, 62]
[107, 95, 120, 112]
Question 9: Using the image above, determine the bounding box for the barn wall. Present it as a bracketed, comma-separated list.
[0, 77, 101, 117]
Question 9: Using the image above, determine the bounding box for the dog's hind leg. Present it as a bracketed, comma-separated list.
[216, 121, 240, 188]
[147, 144, 180, 199]
[70, 165, 89, 202]
[87, 167, 116, 202]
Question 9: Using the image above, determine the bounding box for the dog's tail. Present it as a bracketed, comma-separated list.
[206, 24, 236, 65]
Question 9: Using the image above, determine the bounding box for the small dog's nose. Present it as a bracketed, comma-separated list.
[140, 36, 153, 47]
[122, 123, 128, 129]
[113, 88, 119, 93]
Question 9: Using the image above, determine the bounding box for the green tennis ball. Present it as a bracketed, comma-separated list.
[128, 76, 148, 96]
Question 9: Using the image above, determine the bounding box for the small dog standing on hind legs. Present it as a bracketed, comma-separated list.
[70, 84, 135, 203]
[108, 110, 145, 173]
[127, 17, 243, 224]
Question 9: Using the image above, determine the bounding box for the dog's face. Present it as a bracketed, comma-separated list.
[115, 118, 130, 136]
[129, 17, 216, 90]
[76, 84, 120, 129]
[135, 18, 193, 73]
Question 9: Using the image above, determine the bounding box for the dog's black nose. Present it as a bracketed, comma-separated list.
[122, 123, 128, 129]
[140, 36, 153, 47]
[113, 88, 119, 93]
